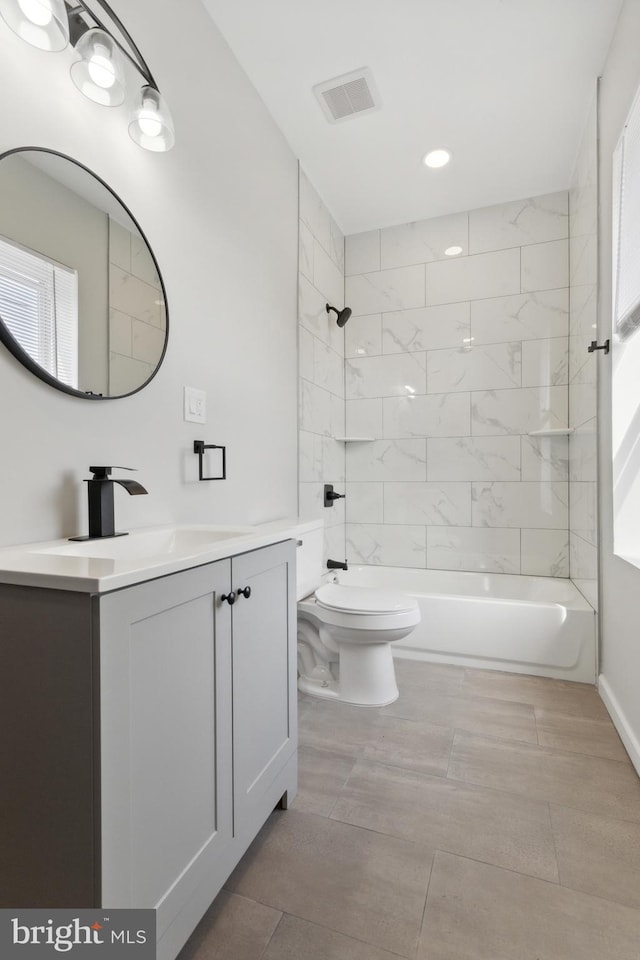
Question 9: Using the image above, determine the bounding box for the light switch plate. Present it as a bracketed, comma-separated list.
[184, 386, 206, 424]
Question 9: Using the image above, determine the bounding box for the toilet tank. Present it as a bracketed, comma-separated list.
[295, 519, 324, 600]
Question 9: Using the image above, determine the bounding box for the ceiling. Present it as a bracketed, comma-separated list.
[200, 0, 622, 235]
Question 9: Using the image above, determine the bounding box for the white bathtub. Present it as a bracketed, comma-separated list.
[330, 566, 597, 683]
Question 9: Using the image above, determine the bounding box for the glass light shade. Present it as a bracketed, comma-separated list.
[128, 85, 175, 152]
[70, 28, 126, 106]
[0, 0, 69, 50]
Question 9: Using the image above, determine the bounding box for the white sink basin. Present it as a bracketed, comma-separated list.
[33, 526, 254, 561]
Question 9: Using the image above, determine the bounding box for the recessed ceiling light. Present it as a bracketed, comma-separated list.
[423, 148, 451, 169]
[445, 245, 463, 256]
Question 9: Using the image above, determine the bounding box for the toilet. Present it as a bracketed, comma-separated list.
[295, 520, 421, 706]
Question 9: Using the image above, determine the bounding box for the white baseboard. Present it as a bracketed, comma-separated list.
[598, 674, 640, 777]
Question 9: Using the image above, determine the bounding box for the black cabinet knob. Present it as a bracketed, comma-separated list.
[221, 591, 236, 605]
[237, 586, 252, 599]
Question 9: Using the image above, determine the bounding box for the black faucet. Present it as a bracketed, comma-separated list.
[70, 466, 148, 541]
[327, 558, 348, 571]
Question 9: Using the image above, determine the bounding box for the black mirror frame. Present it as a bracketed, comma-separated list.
[0, 146, 169, 400]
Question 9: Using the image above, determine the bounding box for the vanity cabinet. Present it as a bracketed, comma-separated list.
[0, 538, 297, 960]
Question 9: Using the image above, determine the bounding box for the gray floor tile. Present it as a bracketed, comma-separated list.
[331, 759, 558, 881]
[176, 891, 281, 960]
[448, 731, 640, 822]
[551, 803, 640, 910]
[393, 658, 466, 696]
[300, 696, 455, 777]
[535, 707, 629, 761]
[190, 669, 640, 960]
[463, 668, 608, 718]
[362, 715, 453, 777]
[418, 851, 640, 960]
[292, 746, 356, 817]
[382, 688, 538, 743]
[262, 914, 405, 960]
[298, 697, 387, 756]
[225, 808, 432, 958]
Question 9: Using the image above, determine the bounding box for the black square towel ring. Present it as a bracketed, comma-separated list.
[193, 440, 226, 481]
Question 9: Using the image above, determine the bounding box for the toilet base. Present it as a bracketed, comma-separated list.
[339, 640, 399, 706]
[298, 675, 340, 700]
[298, 640, 399, 707]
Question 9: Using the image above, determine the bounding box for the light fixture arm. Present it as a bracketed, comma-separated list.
[66, 0, 158, 90]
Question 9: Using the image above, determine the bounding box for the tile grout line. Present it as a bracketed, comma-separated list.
[256, 910, 286, 960]
[444, 722, 638, 766]
[547, 801, 562, 887]
[251, 904, 417, 960]
[414, 849, 437, 960]
[325, 755, 359, 820]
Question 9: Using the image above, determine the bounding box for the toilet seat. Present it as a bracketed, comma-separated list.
[304, 583, 421, 637]
[315, 583, 417, 616]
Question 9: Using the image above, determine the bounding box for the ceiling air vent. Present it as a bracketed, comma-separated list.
[313, 67, 380, 124]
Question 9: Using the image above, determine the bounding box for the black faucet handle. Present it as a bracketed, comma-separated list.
[89, 466, 138, 479]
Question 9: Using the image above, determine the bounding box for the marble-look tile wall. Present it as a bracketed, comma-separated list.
[109, 220, 165, 395]
[298, 168, 346, 563]
[569, 94, 598, 607]
[344, 193, 570, 575]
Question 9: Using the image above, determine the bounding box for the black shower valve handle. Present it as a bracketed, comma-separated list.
[587, 339, 610, 354]
[324, 483, 346, 507]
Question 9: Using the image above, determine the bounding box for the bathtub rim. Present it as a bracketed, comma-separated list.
[331, 564, 595, 612]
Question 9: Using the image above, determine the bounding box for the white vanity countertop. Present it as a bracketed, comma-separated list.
[0, 519, 312, 593]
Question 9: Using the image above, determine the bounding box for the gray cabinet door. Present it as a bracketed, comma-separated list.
[231, 540, 297, 841]
[98, 561, 233, 941]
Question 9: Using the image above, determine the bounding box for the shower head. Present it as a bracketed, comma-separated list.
[326, 303, 352, 327]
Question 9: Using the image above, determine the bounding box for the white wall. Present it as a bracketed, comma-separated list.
[0, 0, 299, 546]
[598, 0, 640, 773]
[343, 196, 570, 574]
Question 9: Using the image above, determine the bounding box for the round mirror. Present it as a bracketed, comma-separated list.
[0, 147, 168, 398]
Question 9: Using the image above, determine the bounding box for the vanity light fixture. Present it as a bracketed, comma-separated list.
[128, 84, 174, 152]
[70, 26, 125, 105]
[0, 0, 175, 151]
[0, 0, 69, 50]
[423, 148, 451, 169]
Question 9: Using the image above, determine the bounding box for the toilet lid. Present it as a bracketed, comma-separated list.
[315, 583, 417, 615]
